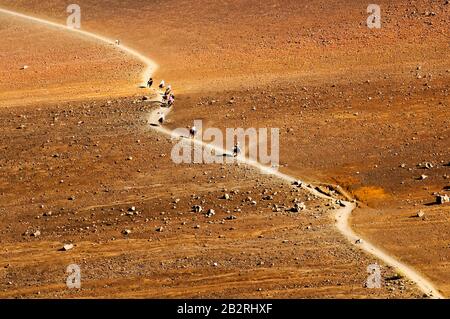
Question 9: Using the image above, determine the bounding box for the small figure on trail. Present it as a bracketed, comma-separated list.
[147, 77, 153, 88]
[189, 126, 197, 138]
[115, 39, 120, 45]
[167, 95, 175, 107]
[233, 142, 241, 157]
[159, 80, 165, 89]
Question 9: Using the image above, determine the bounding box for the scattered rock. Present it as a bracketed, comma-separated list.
[336, 200, 345, 207]
[31, 230, 41, 237]
[292, 181, 303, 187]
[192, 205, 203, 213]
[436, 194, 450, 205]
[418, 162, 433, 169]
[61, 244, 74, 251]
[289, 202, 306, 212]
[122, 229, 131, 235]
[415, 211, 425, 218]
[205, 209, 215, 218]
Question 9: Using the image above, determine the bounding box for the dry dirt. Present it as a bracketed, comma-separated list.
[0, 0, 448, 298]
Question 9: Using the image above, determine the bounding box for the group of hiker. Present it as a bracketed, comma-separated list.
[147, 77, 241, 157]
[147, 77, 175, 108]
[188, 126, 241, 157]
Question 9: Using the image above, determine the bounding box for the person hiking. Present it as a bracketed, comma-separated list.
[147, 77, 153, 88]
[233, 142, 241, 157]
[189, 126, 197, 138]
[165, 85, 172, 96]
[167, 95, 175, 107]
[159, 80, 165, 89]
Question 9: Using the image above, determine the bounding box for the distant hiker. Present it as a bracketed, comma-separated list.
[167, 95, 175, 107]
[161, 93, 169, 107]
[189, 126, 197, 138]
[233, 143, 241, 157]
[159, 80, 165, 89]
[115, 39, 120, 45]
[147, 77, 153, 88]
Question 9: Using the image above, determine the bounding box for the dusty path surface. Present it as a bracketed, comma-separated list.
[0, 7, 157, 107]
[0, 7, 158, 85]
[0, 4, 446, 298]
[148, 103, 444, 299]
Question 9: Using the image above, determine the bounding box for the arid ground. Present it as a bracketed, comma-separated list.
[0, 0, 448, 298]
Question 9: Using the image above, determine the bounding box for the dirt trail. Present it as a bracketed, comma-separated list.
[148, 105, 444, 299]
[1, 7, 444, 299]
[0, 7, 158, 86]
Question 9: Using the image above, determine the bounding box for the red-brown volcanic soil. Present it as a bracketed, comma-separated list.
[0, 0, 448, 298]
[0, 14, 144, 107]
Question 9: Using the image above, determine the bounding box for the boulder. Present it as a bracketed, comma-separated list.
[436, 194, 450, 205]
[192, 205, 203, 213]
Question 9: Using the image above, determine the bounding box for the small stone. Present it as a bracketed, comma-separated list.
[192, 205, 203, 213]
[289, 202, 306, 212]
[205, 209, 215, 218]
[122, 229, 131, 235]
[31, 230, 41, 237]
[62, 244, 74, 251]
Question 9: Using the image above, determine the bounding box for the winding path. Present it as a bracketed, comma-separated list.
[0, 6, 443, 299]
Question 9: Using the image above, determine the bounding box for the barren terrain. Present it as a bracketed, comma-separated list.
[0, 0, 448, 298]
